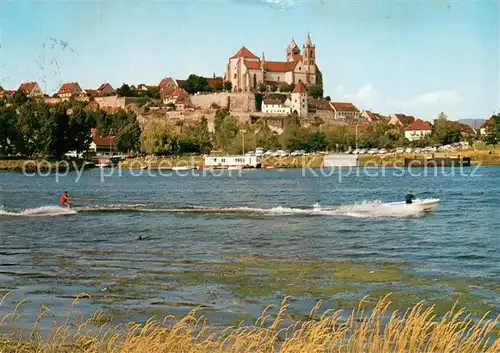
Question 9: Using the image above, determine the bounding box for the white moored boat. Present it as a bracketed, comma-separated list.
[383, 198, 440, 212]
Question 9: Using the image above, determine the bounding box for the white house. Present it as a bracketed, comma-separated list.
[261, 98, 292, 115]
[404, 119, 433, 141]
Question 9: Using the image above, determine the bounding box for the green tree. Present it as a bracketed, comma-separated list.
[181, 117, 212, 154]
[68, 106, 93, 155]
[305, 131, 327, 152]
[258, 83, 267, 92]
[214, 110, 239, 152]
[254, 93, 263, 111]
[308, 84, 323, 99]
[13, 91, 28, 105]
[116, 84, 136, 97]
[140, 120, 177, 155]
[0, 106, 21, 154]
[433, 112, 461, 145]
[185, 74, 210, 94]
[223, 81, 232, 92]
[484, 114, 500, 145]
[324, 96, 331, 101]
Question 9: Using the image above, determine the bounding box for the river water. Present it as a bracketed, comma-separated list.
[0, 166, 499, 330]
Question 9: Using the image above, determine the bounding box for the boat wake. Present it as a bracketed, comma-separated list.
[0, 201, 427, 219]
[75, 201, 425, 219]
[0, 205, 77, 217]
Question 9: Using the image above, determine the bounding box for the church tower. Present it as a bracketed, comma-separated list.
[303, 33, 317, 85]
[286, 38, 301, 62]
[303, 33, 316, 66]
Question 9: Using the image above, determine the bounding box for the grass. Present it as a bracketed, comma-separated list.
[0, 292, 498, 352]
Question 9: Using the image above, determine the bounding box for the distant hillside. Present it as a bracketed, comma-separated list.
[457, 119, 485, 129]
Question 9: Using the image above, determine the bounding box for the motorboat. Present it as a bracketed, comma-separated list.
[383, 198, 440, 212]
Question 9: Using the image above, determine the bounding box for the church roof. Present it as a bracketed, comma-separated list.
[264, 60, 298, 72]
[231, 46, 258, 59]
[292, 82, 307, 94]
[244, 60, 261, 70]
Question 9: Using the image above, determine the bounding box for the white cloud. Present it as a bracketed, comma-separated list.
[332, 83, 379, 110]
[388, 90, 461, 109]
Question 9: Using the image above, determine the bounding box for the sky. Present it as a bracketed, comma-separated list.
[0, 0, 498, 122]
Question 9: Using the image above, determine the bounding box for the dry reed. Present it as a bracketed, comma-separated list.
[0, 292, 498, 353]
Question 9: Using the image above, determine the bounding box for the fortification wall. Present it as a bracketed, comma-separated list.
[190, 93, 256, 112]
[95, 96, 139, 109]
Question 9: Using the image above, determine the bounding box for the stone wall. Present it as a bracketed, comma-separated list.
[190, 92, 256, 112]
[94, 95, 139, 109]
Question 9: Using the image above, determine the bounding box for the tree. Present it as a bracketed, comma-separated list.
[181, 117, 212, 154]
[185, 74, 210, 94]
[484, 114, 500, 145]
[433, 112, 461, 145]
[223, 81, 232, 92]
[258, 83, 267, 92]
[116, 84, 135, 97]
[308, 84, 323, 99]
[0, 106, 21, 154]
[325, 96, 331, 101]
[140, 120, 177, 155]
[305, 131, 327, 152]
[13, 91, 28, 105]
[68, 106, 93, 156]
[214, 109, 239, 152]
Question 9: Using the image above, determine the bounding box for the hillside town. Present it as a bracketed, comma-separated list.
[0, 34, 498, 161]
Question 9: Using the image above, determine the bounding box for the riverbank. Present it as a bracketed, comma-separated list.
[0, 294, 498, 353]
[1, 149, 499, 171]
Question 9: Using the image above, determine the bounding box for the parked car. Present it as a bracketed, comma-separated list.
[368, 148, 378, 155]
[378, 148, 388, 154]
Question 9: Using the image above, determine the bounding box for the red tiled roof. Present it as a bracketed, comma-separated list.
[244, 60, 261, 70]
[58, 82, 80, 94]
[18, 81, 37, 93]
[84, 89, 98, 96]
[97, 83, 114, 92]
[330, 102, 360, 112]
[0, 89, 16, 96]
[158, 77, 173, 89]
[231, 46, 258, 59]
[308, 98, 333, 111]
[292, 82, 307, 94]
[394, 113, 416, 127]
[264, 60, 298, 72]
[449, 121, 474, 134]
[207, 77, 223, 88]
[91, 128, 117, 147]
[404, 119, 432, 131]
[292, 54, 303, 62]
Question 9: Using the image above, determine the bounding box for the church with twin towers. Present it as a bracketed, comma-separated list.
[225, 34, 320, 92]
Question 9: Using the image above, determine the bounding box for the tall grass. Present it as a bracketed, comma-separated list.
[0, 292, 498, 352]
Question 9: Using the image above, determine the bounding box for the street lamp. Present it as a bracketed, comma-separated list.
[109, 128, 113, 157]
[241, 129, 246, 155]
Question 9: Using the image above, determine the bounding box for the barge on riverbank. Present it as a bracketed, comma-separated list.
[202, 156, 261, 169]
[404, 156, 471, 167]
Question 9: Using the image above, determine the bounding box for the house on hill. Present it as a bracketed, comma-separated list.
[96, 83, 115, 96]
[164, 88, 192, 110]
[226, 34, 319, 92]
[404, 119, 432, 141]
[58, 82, 83, 99]
[158, 77, 188, 100]
[262, 96, 292, 115]
[308, 98, 335, 122]
[18, 81, 44, 97]
[330, 102, 361, 123]
[89, 128, 117, 155]
[390, 113, 416, 128]
[361, 110, 388, 123]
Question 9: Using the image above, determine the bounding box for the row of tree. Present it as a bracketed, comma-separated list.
[1, 95, 497, 159]
[0, 99, 140, 158]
